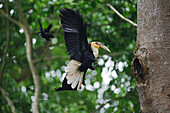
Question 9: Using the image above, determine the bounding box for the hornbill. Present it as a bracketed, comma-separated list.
[55, 7, 111, 91]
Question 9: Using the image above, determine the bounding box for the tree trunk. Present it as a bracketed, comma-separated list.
[131, 0, 170, 113]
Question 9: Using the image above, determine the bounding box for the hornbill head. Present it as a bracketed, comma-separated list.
[89, 42, 111, 58]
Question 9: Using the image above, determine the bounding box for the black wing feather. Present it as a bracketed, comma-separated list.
[59, 7, 91, 62]
[38, 20, 43, 32]
[44, 24, 53, 32]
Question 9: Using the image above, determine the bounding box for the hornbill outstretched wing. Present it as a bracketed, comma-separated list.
[59, 7, 93, 63]
[55, 8, 96, 91]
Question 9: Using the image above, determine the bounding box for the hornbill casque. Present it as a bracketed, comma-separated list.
[39, 7, 111, 91]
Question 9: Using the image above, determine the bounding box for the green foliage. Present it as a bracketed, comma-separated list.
[0, 0, 139, 112]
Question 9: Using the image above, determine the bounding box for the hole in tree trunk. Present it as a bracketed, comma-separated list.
[133, 58, 143, 79]
[131, 57, 147, 87]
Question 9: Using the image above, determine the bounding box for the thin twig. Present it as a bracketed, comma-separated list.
[107, 4, 137, 27]
[0, 87, 16, 113]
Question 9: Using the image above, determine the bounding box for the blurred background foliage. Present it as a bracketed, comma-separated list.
[0, 0, 139, 113]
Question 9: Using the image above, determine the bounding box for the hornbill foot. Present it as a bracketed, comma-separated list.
[93, 59, 97, 62]
[93, 57, 100, 62]
[89, 66, 95, 70]
[94, 64, 99, 68]
[89, 64, 99, 70]
[97, 57, 101, 59]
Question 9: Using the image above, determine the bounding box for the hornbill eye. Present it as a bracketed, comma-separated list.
[95, 42, 100, 46]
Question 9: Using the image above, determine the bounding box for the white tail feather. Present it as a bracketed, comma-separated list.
[77, 72, 84, 90]
[71, 73, 81, 89]
[65, 60, 81, 72]
[66, 70, 77, 77]
[67, 71, 79, 84]
[65, 60, 84, 89]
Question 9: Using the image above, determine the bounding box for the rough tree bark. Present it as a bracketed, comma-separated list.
[131, 0, 170, 113]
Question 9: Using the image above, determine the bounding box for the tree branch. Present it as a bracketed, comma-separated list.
[0, 9, 24, 28]
[14, 0, 40, 113]
[0, 87, 16, 113]
[0, 2, 16, 113]
[107, 4, 137, 27]
[0, 3, 10, 86]
[0, 3, 16, 113]
[33, 42, 51, 63]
